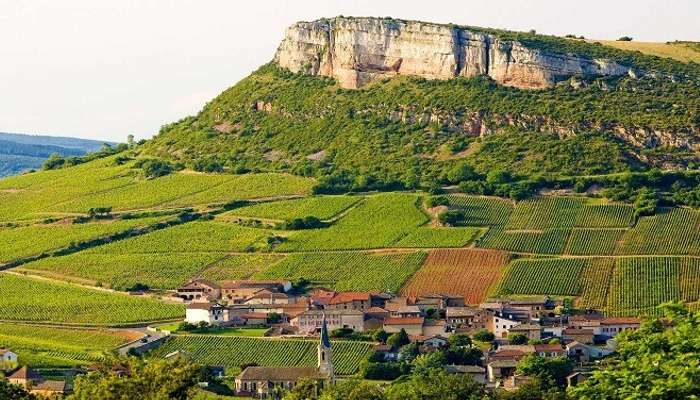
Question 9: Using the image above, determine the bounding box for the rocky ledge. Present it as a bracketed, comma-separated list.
[274, 17, 633, 89]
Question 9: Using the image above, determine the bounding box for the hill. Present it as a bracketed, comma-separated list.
[0, 132, 115, 177]
[144, 17, 699, 198]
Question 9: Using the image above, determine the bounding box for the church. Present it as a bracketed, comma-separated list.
[234, 317, 335, 398]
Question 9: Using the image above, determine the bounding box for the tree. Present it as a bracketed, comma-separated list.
[633, 188, 658, 217]
[412, 352, 446, 376]
[446, 162, 477, 184]
[448, 334, 472, 347]
[516, 354, 573, 387]
[373, 329, 389, 344]
[617, 36, 633, 41]
[320, 379, 385, 400]
[569, 303, 700, 399]
[387, 329, 410, 348]
[508, 333, 528, 345]
[444, 346, 483, 366]
[68, 356, 202, 400]
[127, 134, 135, 148]
[0, 380, 36, 400]
[472, 329, 495, 342]
[282, 378, 319, 400]
[267, 312, 282, 324]
[385, 369, 486, 400]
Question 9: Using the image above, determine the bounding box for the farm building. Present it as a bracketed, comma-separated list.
[7, 366, 68, 397]
[185, 302, 228, 325]
[383, 317, 425, 336]
[292, 309, 365, 333]
[176, 279, 221, 302]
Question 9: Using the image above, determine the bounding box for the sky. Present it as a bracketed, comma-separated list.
[1, 0, 698, 142]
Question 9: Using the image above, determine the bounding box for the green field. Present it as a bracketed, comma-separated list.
[277, 193, 429, 251]
[444, 195, 514, 226]
[573, 204, 634, 228]
[505, 197, 584, 230]
[254, 251, 426, 292]
[616, 208, 700, 255]
[0, 216, 167, 264]
[199, 254, 286, 281]
[0, 323, 135, 368]
[496, 258, 589, 296]
[152, 336, 374, 375]
[225, 196, 361, 221]
[89, 221, 272, 254]
[18, 252, 225, 290]
[0, 157, 313, 222]
[0, 273, 183, 325]
[564, 229, 624, 255]
[393, 226, 483, 248]
[478, 228, 571, 254]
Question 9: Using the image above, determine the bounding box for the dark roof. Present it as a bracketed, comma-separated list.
[237, 366, 325, 381]
[445, 365, 485, 374]
[320, 316, 331, 348]
[8, 366, 42, 381]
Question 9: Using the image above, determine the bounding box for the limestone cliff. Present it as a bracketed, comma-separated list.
[274, 17, 631, 89]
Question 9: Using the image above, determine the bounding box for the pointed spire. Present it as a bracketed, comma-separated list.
[320, 314, 331, 348]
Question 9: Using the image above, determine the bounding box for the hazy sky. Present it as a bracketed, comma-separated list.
[1, 0, 698, 142]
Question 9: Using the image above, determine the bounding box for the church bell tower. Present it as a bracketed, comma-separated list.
[317, 315, 334, 381]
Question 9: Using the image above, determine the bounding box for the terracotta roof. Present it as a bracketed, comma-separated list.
[249, 292, 289, 299]
[328, 292, 371, 304]
[33, 380, 66, 393]
[240, 313, 268, 319]
[564, 328, 594, 335]
[601, 317, 640, 325]
[446, 307, 480, 317]
[186, 302, 220, 310]
[299, 309, 364, 316]
[395, 305, 421, 314]
[182, 279, 220, 289]
[237, 366, 325, 381]
[445, 365, 485, 374]
[491, 349, 527, 359]
[423, 319, 446, 326]
[509, 323, 541, 331]
[8, 366, 42, 381]
[221, 280, 290, 289]
[384, 317, 424, 325]
[534, 344, 564, 353]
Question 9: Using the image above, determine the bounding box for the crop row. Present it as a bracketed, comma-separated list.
[478, 228, 570, 254]
[152, 336, 374, 375]
[444, 195, 514, 226]
[226, 195, 361, 221]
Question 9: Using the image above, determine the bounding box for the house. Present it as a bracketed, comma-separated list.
[176, 279, 221, 302]
[185, 302, 229, 325]
[533, 343, 566, 357]
[445, 307, 489, 332]
[423, 335, 449, 349]
[563, 328, 594, 345]
[422, 319, 448, 337]
[222, 280, 292, 303]
[235, 317, 334, 398]
[7, 366, 68, 397]
[326, 292, 372, 311]
[566, 371, 590, 387]
[373, 344, 399, 361]
[445, 365, 486, 384]
[244, 290, 295, 305]
[566, 341, 611, 362]
[487, 359, 518, 383]
[507, 324, 542, 341]
[489, 315, 521, 339]
[598, 317, 640, 339]
[488, 348, 529, 362]
[292, 309, 365, 333]
[365, 307, 390, 321]
[383, 317, 424, 336]
[392, 305, 422, 318]
[0, 348, 18, 370]
[413, 295, 443, 312]
[503, 374, 533, 391]
[384, 297, 409, 313]
[238, 313, 268, 326]
[309, 288, 337, 308]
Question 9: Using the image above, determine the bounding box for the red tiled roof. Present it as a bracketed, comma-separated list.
[534, 344, 564, 352]
[384, 317, 424, 326]
[564, 328, 594, 335]
[328, 292, 371, 304]
[8, 366, 42, 381]
[240, 313, 268, 320]
[601, 317, 640, 325]
[491, 349, 527, 358]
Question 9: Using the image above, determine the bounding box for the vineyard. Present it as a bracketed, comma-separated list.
[616, 208, 700, 255]
[225, 195, 361, 221]
[573, 204, 634, 228]
[151, 336, 374, 375]
[393, 226, 483, 248]
[495, 258, 589, 296]
[505, 197, 584, 230]
[277, 193, 429, 251]
[254, 251, 426, 292]
[199, 254, 286, 281]
[564, 229, 624, 255]
[0, 273, 184, 325]
[478, 228, 570, 254]
[18, 252, 225, 290]
[444, 195, 514, 226]
[401, 249, 510, 304]
[0, 323, 137, 368]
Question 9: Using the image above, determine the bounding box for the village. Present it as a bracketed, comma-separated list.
[176, 278, 639, 396]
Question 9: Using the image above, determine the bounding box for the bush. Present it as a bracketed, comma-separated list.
[387, 329, 410, 348]
[618, 36, 633, 41]
[509, 333, 529, 345]
[473, 329, 495, 342]
[135, 158, 174, 178]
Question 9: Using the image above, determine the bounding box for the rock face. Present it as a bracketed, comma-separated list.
[274, 17, 631, 89]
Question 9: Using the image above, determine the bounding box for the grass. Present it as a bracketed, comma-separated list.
[254, 251, 426, 293]
[224, 196, 361, 221]
[0, 273, 183, 325]
[151, 336, 374, 375]
[0, 323, 138, 368]
[0, 216, 168, 264]
[277, 193, 429, 251]
[199, 254, 286, 281]
[592, 40, 700, 64]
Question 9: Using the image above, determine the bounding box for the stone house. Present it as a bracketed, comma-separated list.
[489, 315, 521, 339]
[185, 302, 228, 325]
[507, 323, 542, 341]
[445, 365, 486, 384]
[563, 328, 594, 345]
[222, 280, 291, 303]
[292, 309, 365, 333]
[383, 317, 425, 336]
[487, 359, 518, 383]
[326, 292, 372, 311]
[565, 341, 611, 362]
[391, 305, 422, 318]
[446, 307, 489, 332]
[7, 366, 67, 397]
[176, 279, 221, 302]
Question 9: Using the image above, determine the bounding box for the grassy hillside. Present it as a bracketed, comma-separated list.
[592, 40, 700, 64]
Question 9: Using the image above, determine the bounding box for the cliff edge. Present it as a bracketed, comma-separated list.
[274, 17, 632, 89]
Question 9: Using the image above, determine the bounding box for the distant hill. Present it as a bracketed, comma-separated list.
[0, 132, 115, 177]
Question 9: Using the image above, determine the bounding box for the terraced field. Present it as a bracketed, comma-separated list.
[564, 229, 624, 255]
[151, 336, 373, 375]
[444, 195, 513, 226]
[255, 251, 426, 292]
[199, 254, 286, 281]
[224, 196, 361, 221]
[393, 226, 483, 248]
[505, 197, 584, 230]
[616, 208, 700, 255]
[478, 228, 570, 254]
[401, 249, 510, 304]
[0, 273, 183, 325]
[277, 193, 429, 251]
[0, 323, 138, 368]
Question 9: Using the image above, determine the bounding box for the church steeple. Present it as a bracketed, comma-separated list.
[317, 315, 334, 380]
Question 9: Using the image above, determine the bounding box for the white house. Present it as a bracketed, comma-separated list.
[185, 303, 228, 325]
[490, 315, 521, 339]
[0, 348, 17, 369]
[292, 309, 365, 333]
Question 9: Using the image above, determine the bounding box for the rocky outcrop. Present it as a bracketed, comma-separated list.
[274, 17, 632, 89]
